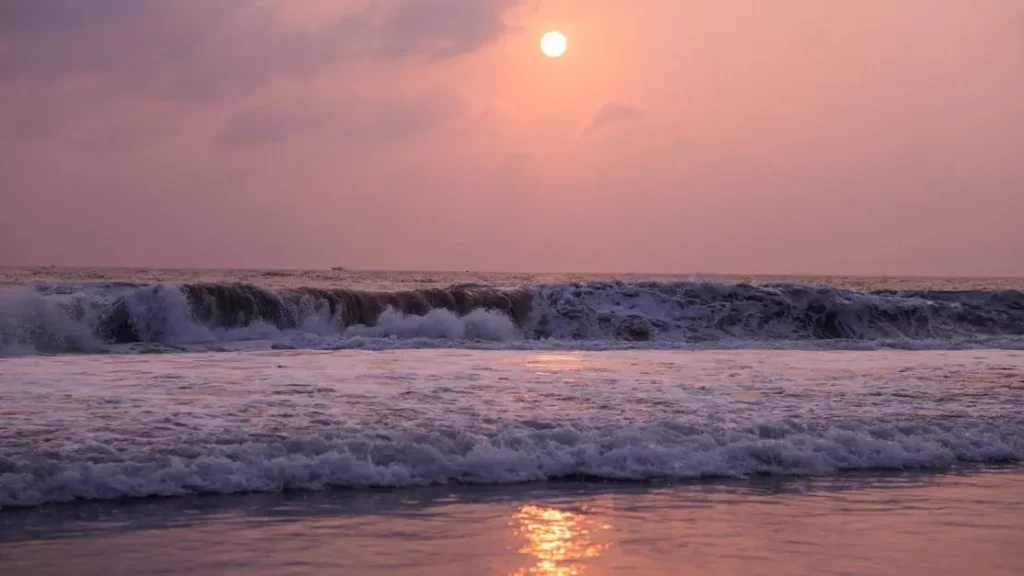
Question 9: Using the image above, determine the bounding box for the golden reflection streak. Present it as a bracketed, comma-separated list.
[508, 505, 611, 576]
[524, 352, 586, 383]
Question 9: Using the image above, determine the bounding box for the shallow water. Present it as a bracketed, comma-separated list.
[3, 471, 1023, 575]
[2, 349, 1022, 506]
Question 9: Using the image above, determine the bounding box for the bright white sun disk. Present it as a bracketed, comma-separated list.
[541, 31, 567, 58]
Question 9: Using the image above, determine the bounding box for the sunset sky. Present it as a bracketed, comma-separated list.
[1, 0, 1022, 276]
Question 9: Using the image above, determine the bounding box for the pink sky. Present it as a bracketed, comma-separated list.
[1, 0, 1022, 276]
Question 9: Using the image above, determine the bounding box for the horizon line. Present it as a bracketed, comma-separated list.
[0, 263, 1021, 281]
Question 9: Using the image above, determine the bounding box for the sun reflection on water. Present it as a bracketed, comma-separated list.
[522, 352, 587, 384]
[508, 504, 611, 576]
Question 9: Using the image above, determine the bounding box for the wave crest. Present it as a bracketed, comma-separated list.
[1, 281, 1023, 355]
[2, 419, 1020, 507]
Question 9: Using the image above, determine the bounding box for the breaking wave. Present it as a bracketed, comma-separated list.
[1, 281, 1023, 355]
[1, 418, 1020, 508]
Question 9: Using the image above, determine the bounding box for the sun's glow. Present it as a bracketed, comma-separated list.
[540, 31, 567, 58]
[508, 505, 611, 575]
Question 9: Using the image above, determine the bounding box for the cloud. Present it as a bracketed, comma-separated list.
[217, 93, 464, 148]
[579, 103, 646, 138]
[217, 105, 314, 148]
[373, 0, 522, 61]
[0, 0, 523, 99]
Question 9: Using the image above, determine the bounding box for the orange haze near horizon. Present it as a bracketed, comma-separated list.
[1, 0, 1022, 276]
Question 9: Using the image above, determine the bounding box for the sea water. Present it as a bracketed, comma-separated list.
[1, 268, 1022, 574]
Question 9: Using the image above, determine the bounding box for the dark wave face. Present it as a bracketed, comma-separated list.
[1, 281, 1023, 355]
[107, 283, 534, 344]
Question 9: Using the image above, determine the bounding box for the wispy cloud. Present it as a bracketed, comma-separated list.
[217, 93, 464, 148]
[579, 103, 646, 138]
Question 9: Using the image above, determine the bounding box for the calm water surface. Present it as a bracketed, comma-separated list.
[2, 471, 1023, 575]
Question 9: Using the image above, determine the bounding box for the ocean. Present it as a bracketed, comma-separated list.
[1, 267, 1023, 574]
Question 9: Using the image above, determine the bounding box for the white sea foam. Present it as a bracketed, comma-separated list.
[343, 308, 519, 341]
[3, 419, 1020, 507]
[0, 288, 108, 354]
[2, 348, 1022, 508]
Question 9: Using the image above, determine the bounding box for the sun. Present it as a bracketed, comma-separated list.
[540, 31, 567, 58]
